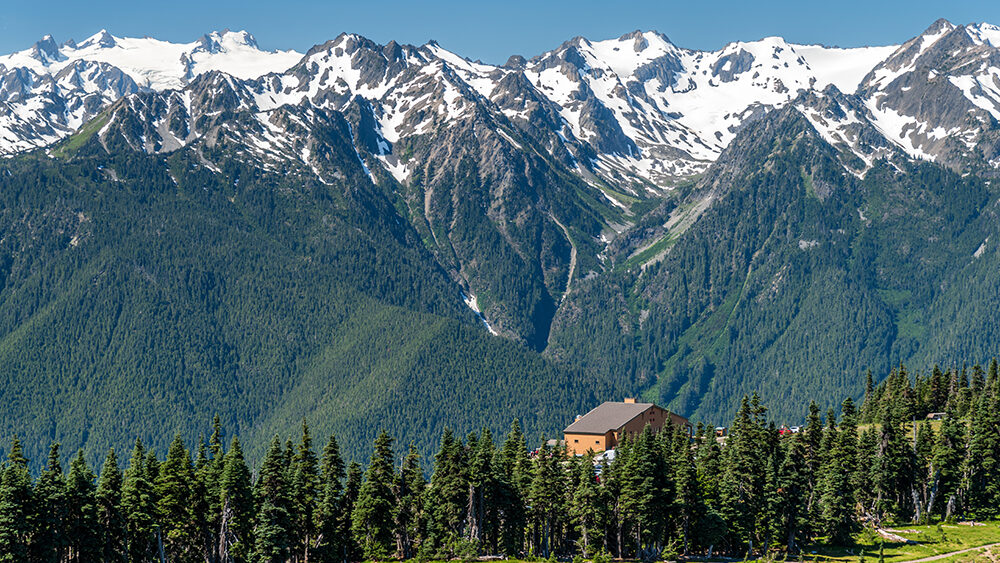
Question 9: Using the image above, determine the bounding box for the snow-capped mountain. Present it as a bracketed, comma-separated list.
[858, 19, 1000, 169]
[3, 21, 1000, 189]
[0, 29, 300, 153]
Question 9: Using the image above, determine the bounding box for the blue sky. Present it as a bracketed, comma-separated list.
[4, 0, 1000, 62]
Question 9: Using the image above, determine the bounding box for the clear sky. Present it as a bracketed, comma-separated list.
[4, 0, 1000, 62]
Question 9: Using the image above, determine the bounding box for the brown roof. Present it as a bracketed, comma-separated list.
[564, 401, 658, 434]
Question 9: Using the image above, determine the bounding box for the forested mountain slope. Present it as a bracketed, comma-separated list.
[549, 107, 1000, 422]
[2, 20, 1000, 461]
[0, 128, 613, 465]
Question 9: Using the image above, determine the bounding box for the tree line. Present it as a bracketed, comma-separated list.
[1, 361, 999, 562]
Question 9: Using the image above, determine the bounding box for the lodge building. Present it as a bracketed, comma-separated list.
[562, 398, 692, 456]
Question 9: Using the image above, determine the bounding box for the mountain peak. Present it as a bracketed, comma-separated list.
[79, 29, 117, 49]
[31, 35, 61, 61]
[197, 30, 259, 54]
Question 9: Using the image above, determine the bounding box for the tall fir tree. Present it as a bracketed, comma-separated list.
[0, 439, 32, 563]
[395, 444, 425, 559]
[122, 439, 158, 563]
[219, 438, 254, 563]
[64, 450, 100, 563]
[95, 448, 126, 563]
[818, 398, 859, 544]
[291, 420, 320, 563]
[569, 453, 608, 556]
[424, 429, 468, 555]
[253, 436, 294, 563]
[351, 430, 396, 560]
[314, 434, 346, 562]
[32, 443, 67, 563]
[156, 435, 200, 562]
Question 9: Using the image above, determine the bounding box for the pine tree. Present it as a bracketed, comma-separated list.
[720, 395, 768, 553]
[818, 398, 859, 545]
[32, 443, 67, 563]
[201, 416, 227, 563]
[802, 400, 824, 530]
[0, 439, 32, 563]
[569, 453, 607, 556]
[963, 390, 1000, 519]
[620, 425, 672, 558]
[340, 462, 363, 562]
[314, 434, 346, 562]
[424, 429, 468, 554]
[254, 436, 294, 562]
[855, 428, 878, 517]
[291, 420, 320, 562]
[466, 429, 496, 549]
[872, 405, 913, 521]
[156, 435, 199, 562]
[96, 448, 126, 563]
[122, 439, 158, 563]
[775, 434, 809, 553]
[527, 439, 566, 559]
[395, 444, 425, 559]
[219, 437, 254, 563]
[694, 425, 722, 510]
[352, 430, 396, 560]
[672, 426, 700, 555]
[64, 450, 100, 563]
[929, 408, 964, 519]
[495, 420, 528, 557]
[862, 371, 876, 423]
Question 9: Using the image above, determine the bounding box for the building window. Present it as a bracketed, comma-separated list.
[574, 439, 579, 443]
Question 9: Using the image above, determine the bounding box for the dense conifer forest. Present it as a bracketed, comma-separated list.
[1, 362, 999, 562]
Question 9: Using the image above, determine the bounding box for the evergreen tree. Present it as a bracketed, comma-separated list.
[774, 434, 809, 553]
[527, 439, 566, 559]
[121, 439, 158, 563]
[219, 438, 254, 563]
[351, 430, 396, 560]
[569, 453, 607, 556]
[253, 436, 294, 562]
[314, 434, 346, 562]
[872, 406, 913, 521]
[672, 426, 700, 555]
[963, 390, 1000, 519]
[156, 435, 199, 562]
[201, 416, 227, 563]
[929, 408, 964, 519]
[424, 429, 468, 555]
[64, 450, 100, 563]
[95, 449, 126, 563]
[0, 439, 32, 563]
[719, 395, 768, 553]
[339, 462, 363, 563]
[291, 420, 320, 563]
[818, 398, 859, 545]
[495, 420, 528, 557]
[395, 444, 425, 559]
[32, 443, 67, 563]
[466, 429, 497, 549]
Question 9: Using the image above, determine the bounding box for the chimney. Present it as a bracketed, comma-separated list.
[624, 397, 636, 404]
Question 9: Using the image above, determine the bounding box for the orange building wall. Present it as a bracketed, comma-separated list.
[564, 432, 612, 456]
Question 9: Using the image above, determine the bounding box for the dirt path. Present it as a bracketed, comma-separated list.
[898, 542, 1000, 562]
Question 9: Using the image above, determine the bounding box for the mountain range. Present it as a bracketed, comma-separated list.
[2, 19, 1000, 464]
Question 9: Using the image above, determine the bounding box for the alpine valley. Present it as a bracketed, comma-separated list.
[2, 19, 1000, 464]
